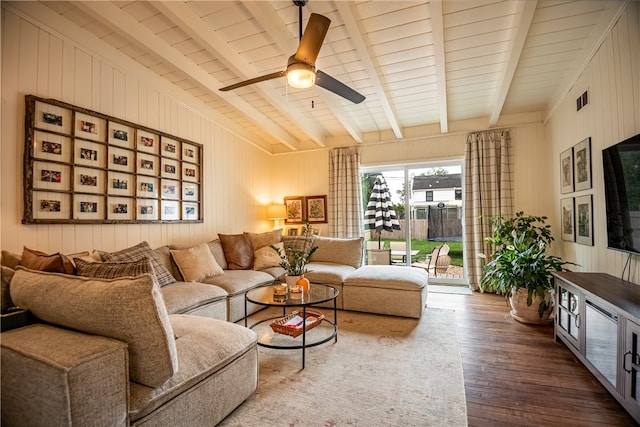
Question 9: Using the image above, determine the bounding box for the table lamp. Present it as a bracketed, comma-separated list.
[267, 204, 287, 229]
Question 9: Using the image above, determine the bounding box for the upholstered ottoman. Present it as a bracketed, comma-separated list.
[342, 266, 428, 318]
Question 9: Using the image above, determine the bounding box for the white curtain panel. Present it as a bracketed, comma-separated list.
[464, 129, 514, 290]
[328, 147, 363, 238]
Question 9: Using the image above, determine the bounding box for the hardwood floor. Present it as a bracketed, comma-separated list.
[427, 290, 638, 427]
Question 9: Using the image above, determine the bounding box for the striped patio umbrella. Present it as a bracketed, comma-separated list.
[364, 175, 401, 248]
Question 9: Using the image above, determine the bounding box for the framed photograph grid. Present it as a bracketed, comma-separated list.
[23, 95, 203, 224]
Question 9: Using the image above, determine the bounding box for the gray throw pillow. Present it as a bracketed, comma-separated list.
[75, 257, 154, 280]
[101, 242, 176, 286]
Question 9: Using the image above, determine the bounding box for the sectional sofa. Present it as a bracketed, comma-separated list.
[0, 231, 428, 426]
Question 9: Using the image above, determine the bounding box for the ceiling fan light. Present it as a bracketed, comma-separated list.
[287, 63, 316, 89]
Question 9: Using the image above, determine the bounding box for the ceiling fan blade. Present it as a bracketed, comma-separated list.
[294, 13, 330, 66]
[316, 70, 365, 104]
[219, 70, 286, 91]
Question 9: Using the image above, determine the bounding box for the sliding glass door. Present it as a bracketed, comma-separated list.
[361, 161, 465, 284]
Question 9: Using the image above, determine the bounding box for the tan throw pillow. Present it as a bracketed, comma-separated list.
[170, 243, 224, 282]
[10, 267, 178, 388]
[245, 229, 283, 251]
[20, 247, 75, 275]
[218, 233, 253, 270]
[253, 242, 284, 270]
[101, 242, 176, 286]
[1, 250, 22, 270]
[75, 258, 154, 280]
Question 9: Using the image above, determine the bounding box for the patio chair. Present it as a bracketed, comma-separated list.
[413, 244, 451, 277]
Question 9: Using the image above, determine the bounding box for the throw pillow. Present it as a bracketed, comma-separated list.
[75, 257, 154, 280]
[245, 229, 283, 251]
[1, 250, 22, 270]
[10, 267, 178, 388]
[254, 242, 284, 270]
[20, 247, 75, 275]
[170, 243, 224, 282]
[282, 235, 316, 263]
[218, 233, 253, 270]
[101, 241, 176, 286]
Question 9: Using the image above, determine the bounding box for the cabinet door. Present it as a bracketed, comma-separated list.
[556, 280, 582, 350]
[623, 319, 640, 415]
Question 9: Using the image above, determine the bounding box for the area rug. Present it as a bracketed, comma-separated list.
[219, 307, 467, 426]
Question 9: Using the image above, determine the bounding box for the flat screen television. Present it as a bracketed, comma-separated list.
[602, 132, 640, 255]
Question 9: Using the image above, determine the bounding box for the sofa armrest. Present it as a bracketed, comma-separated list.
[1, 324, 129, 427]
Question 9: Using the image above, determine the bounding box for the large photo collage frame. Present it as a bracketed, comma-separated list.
[23, 95, 203, 224]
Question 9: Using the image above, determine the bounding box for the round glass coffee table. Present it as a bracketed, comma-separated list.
[244, 282, 339, 369]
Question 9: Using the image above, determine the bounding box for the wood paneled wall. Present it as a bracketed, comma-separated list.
[1, 9, 273, 254]
[547, 2, 640, 282]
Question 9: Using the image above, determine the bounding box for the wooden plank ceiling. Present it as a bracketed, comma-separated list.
[9, 1, 626, 153]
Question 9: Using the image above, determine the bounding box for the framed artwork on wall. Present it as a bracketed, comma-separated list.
[575, 195, 593, 246]
[284, 196, 305, 224]
[306, 195, 327, 223]
[23, 95, 203, 224]
[560, 198, 575, 242]
[574, 137, 592, 191]
[560, 147, 574, 194]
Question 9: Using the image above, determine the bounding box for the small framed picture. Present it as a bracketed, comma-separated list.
[108, 146, 135, 173]
[306, 195, 327, 223]
[574, 137, 592, 191]
[35, 101, 72, 134]
[107, 196, 134, 220]
[560, 147, 573, 194]
[137, 199, 158, 220]
[161, 158, 179, 178]
[183, 202, 199, 220]
[182, 183, 198, 201]
[161, 179, 180, 200]
[284, 196, 305, 224]
[137, 130, 159, 154]
[32, 191, 71, 220]
[287, 227, 299, 236]
[161, 136, 180, 159]
[34, 131, 72, 163]
[182, 143, 199, 163]
[137, 153, 159, 176]
[182, 163, 199, 182]
[161, 200, 180, 221]
[75, 167, 104, 194]
[137, 177, 158, 198]
[108, 122, 135, 149]
[75, 140, 107, 168]
[76, 113, 106, 142]
[73, 195, 102, 220]
[33, 161, 71, 191]
[575, 195, 593, 246]
[561, 198, 575, 242]
[107, 172, 134, 197]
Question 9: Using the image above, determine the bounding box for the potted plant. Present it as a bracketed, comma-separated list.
[272, 222, 318, 289]
[480, 211, 575, 324]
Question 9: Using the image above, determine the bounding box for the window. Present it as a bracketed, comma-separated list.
[455, 189, 462, 200]
[426, 191, 434, 202]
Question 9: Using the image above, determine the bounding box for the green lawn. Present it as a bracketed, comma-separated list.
[380, 239, 463, 266]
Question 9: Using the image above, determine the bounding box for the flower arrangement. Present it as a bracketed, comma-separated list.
[271, 222, 318, 276]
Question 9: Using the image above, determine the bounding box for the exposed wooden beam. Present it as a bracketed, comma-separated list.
[334, 2, 403, 140]
[155, 2, 327, 148]
[75, 1, 301, 151]
[243, 1, 364, 144]
[429, 0, 448, 134]
[489, 1, 537, 127]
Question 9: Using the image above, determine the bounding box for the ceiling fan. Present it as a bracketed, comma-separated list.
[219, 0, 365, 104]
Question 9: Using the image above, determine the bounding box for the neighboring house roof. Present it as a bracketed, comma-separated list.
[412, 174, 462, 191]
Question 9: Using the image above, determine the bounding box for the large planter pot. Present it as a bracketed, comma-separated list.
[508, 288, 554, 325]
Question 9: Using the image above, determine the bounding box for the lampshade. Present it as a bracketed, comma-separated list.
[286, 63, 316, 89]
[267, 204, 287, 220]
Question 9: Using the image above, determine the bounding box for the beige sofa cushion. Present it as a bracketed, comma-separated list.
[9, 268, 178, 388]
[311, 236, 364, 268]
[170, 243, 224, 282]
[253, 242, 283, 270]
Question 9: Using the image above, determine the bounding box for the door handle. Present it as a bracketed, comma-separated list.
[624, 351, 633, 373]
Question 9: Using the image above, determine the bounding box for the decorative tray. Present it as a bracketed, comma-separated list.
[270, 310, 325, 338]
